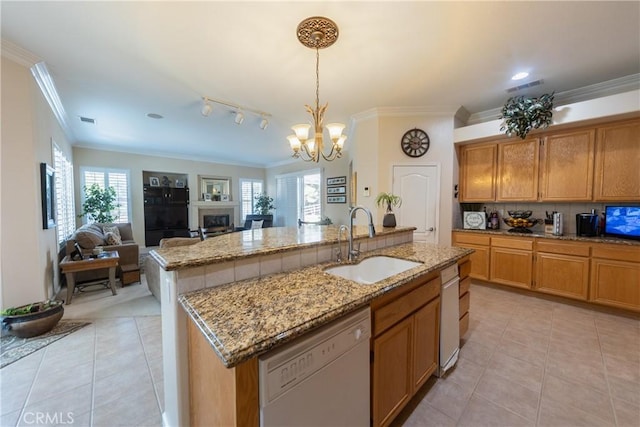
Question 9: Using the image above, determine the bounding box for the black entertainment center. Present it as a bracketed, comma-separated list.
[143, 185, 190, 246]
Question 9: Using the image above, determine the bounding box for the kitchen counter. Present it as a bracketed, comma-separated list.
[151, 224, 416, 270]
[452, 228, 640, 246]
[179, 242, 472, 368]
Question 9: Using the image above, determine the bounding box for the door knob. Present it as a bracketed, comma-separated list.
[428, 227, 435, 231]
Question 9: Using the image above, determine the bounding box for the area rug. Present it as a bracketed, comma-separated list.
[0, 321, 90, 369]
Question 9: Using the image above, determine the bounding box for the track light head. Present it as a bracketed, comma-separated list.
[260, 117, 269, 130]
[235, 111, 244, 125]
[201, 100, 212, 117]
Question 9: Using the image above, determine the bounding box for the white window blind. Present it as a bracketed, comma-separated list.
[275, 169, 322, 227]
[80, 167, 130, 223]
[239, 179, 264, 220]
[53, 143, 75, 244]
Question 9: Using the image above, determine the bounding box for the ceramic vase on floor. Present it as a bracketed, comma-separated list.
[1, 300, 64, 338]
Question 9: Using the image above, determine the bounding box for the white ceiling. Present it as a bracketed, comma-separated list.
[2, 1, 639, 167]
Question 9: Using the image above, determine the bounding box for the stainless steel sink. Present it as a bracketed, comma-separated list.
[324, 256, 422, 285]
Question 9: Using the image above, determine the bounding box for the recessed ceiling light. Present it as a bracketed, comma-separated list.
[511, 72, 529, 81]
[147, 113, 164, 119]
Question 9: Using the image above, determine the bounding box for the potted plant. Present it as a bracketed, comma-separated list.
[1, 300, 64, 338]
[500, 92, 555, 139]
[254, 193, 275, 215]
[78, 184, 120, 223]
[375, 192, 402, 227]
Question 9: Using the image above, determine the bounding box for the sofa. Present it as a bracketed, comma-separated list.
[64, 222, 139, 284]
[144, 236, 200, 302]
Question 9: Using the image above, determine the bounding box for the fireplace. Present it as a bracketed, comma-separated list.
[203, 214, 230, 228]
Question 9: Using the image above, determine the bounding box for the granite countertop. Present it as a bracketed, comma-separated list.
[151, 225, 416, 270]
[453, 228, 640, 246]
[179, 242, 473, 368]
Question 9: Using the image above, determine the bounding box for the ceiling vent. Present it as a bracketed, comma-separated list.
[79, 116, 96, 124]
[506, 79, 544, 93]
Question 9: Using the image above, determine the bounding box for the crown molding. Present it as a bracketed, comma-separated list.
[30, 62, 75, 141]
[1, 39, 40, 67]
[466, 74, 640, 125]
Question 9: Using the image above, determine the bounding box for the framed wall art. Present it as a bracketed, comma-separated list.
[40, 162, 56, 229]
[327, 195, 346, 204]
[149, 176, 160, 187]
[326, 176, 346, 186]
[327, 186, 346, 194]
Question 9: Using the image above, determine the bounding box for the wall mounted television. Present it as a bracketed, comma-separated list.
[604, 206, 640, 241]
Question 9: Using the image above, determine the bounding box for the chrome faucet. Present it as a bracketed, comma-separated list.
[347, 205, 376, 261]
[337, 224, 348, 262]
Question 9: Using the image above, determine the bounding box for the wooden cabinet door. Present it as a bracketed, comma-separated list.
[540, 129, 595, 201]
[459, 143, 497, 201]
[490, 247, 533, 288]
[593, 119, 640, 201]
[497, 138, 540, 201]
[411, 299, 439, 391]
[590, 258, 640, 312]
[371, 316, 412, 427]
[461, 244, 490, 280]
[535, 253, 590, 300]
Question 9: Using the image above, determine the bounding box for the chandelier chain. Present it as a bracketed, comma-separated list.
[315, 47, 320, 113]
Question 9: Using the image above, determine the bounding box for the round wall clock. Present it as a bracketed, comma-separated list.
[401, 128, 430, 157]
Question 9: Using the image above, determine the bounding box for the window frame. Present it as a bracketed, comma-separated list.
[79, 166, 131, 224]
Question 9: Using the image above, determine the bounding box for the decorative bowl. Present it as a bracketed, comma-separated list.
[507, 210, 533, 219]
[503, 217, 537, 228]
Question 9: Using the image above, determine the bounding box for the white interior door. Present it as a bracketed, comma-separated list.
[392, 165, 439, 243]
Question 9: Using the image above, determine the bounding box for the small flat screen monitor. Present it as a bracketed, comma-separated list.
[605, 206, 640, 240]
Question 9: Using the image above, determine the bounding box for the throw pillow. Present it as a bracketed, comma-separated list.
[73, 225, 105, 249]
[102, 225, 121, 238]
[250, 220, 264, 229]
[104, 231, 122, 246]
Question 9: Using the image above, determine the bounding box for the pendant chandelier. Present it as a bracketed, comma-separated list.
[287, 17, 346, 162]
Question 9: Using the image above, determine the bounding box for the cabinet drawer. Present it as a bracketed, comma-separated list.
[459, 292, 470, 316]
[492, 236, 533, 250]
[459, 312, 469, 337]
[453, 233, 490, 246]
[592, 244, 640, 263]
[459, 259, 471, 279]
[459, 276, 471, 296]
[373, 278, 440, 336]
[536, 240, 590, 257]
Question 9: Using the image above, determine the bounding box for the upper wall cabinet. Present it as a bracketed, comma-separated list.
[593, 119, 640, 201]
[496, 138, 539, 201]
[459, 143, 496, 202]
[540, 129, 595, 201]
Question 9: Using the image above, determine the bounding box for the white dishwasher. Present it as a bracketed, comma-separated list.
[259, 307, 371, 427]
[438, 263, 460, 377]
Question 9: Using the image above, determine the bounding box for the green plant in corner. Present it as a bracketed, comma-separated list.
[500, 92, 555, 139]
[375, 192, 402, 213]
[79, 184, 120, 223]
[254, 193, 275, 215]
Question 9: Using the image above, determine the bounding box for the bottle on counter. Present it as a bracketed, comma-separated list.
[490, 211, 499, 230]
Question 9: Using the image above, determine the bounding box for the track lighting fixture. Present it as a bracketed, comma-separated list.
[200, 96, 271, 129]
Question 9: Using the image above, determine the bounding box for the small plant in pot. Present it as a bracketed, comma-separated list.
[375, 192, 402, 227]
[1, 300, 64, 338]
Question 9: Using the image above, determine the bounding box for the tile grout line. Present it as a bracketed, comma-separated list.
[135, 316, 163, 417]
[594, 318, 620, 427]
[535, 303, 555, 427]
[15, 345, 46, 426]
[89, 323, 97, 427]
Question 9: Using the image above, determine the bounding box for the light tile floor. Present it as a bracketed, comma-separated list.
[1, 280, 638, 426]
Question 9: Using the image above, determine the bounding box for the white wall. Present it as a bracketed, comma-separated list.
[350, 109, 457, 245]
[1, 56, 71, 308]
[73, 147, 265, 246]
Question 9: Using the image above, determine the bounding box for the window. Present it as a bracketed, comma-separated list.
[53, 143, 75, 244]
[275, 169, 322, 227]
[239, 179, 264, 220]
[79, 167, 130, 223]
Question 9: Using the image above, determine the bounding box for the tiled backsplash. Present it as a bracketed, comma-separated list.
[458, 202, 637, 234]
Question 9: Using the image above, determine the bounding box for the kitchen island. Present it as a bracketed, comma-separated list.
[152, 225, 472, 427]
